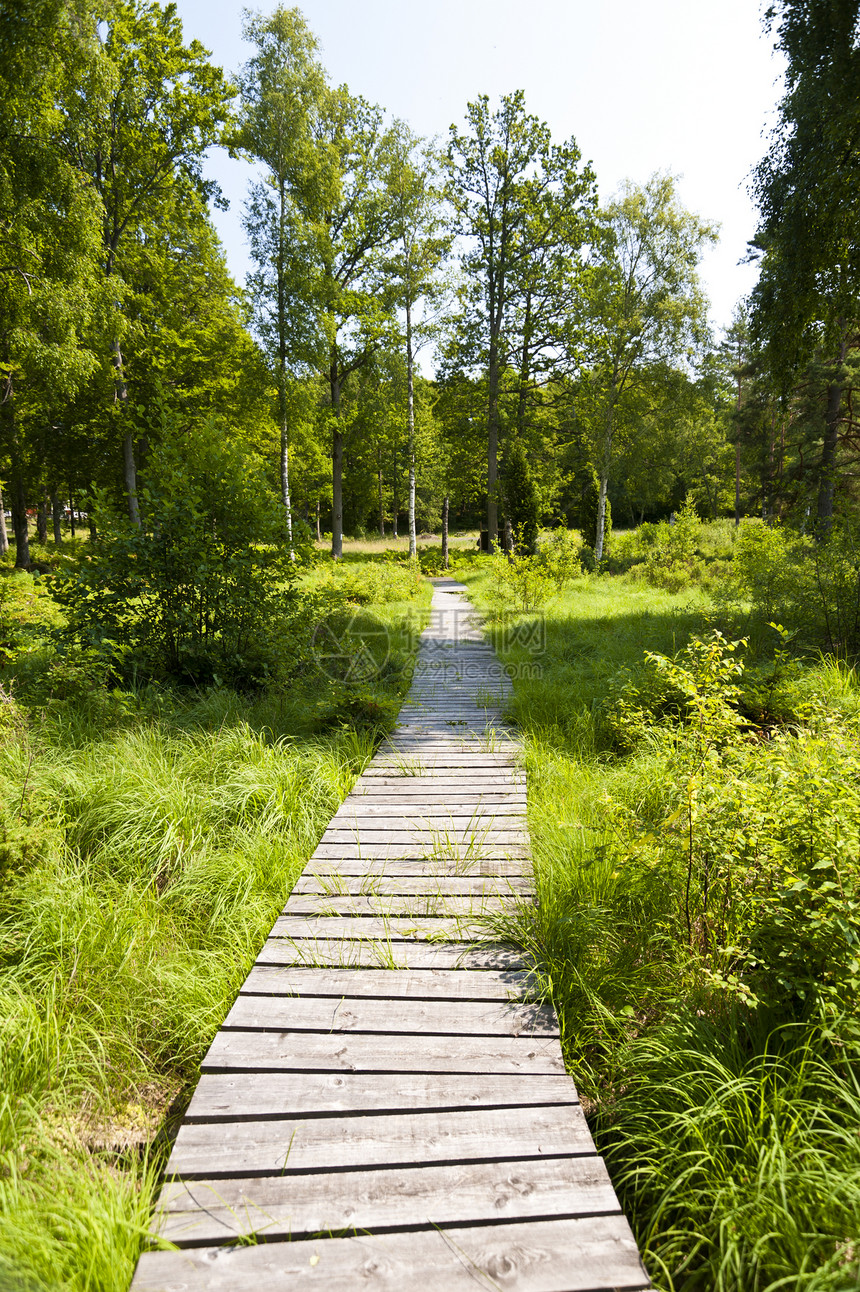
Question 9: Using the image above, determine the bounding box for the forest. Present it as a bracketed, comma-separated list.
[1, 0, 860, 1289]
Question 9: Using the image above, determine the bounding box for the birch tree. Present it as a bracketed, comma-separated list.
[387, 123, 449, 557]
[447, 92, 594, 544]
[581, 174, 716, 561]
[61, 0, 233, 525]
[236, 6, 334, 550]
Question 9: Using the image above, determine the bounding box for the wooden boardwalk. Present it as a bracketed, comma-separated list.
[132, 579, 650, 1291]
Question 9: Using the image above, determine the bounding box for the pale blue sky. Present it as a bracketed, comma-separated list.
[174, 0, 785, 340]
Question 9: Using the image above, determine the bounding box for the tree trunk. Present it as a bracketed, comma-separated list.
[112, 338, 140, 527]
[504, 515, 514, 560]
[734, 439, 741, 527]
[594, 471, 609, 563]
[441, 495, 449, 570]
[406, 299, 416, 559]
[69, 495, 76, 539]
[50, 488, 62, 544]
[0, 485, 8, 555]
[279, 383, 294, 555]
[276, 182, 294, 556]
[487, 339, 500, 543]
[37, 492, 48, 545]
[1, 376, 30, 569]
[816, 332, 847, 535]
[377, 458, 385, 538]
[330, 360, 343, 559]
[315, 497, 322, 543]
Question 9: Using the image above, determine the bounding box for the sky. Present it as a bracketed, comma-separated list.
[174, 0, 786, 344]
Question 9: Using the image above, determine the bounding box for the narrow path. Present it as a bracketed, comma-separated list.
[132, 580, 649, 1291]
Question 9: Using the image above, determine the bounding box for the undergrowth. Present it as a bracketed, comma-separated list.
[0, 555, 430, 1291]
[464, 562, 860, 1292]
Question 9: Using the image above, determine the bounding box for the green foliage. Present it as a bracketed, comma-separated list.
[503, 440, 540, 553]
[487, 546, 553, 613]
[461, 561, 860, 1288]
[570, 463, 609, 550]
[640, 495, 703, 590]
[537, 527, 584, 592]
[51, 418, 300, 688]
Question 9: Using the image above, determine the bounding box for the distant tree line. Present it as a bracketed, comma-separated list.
[1, 0, 854, 568]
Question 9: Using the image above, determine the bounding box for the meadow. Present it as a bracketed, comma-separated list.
[461, 521, 860, 1292]
[0, 546, 429, 1291]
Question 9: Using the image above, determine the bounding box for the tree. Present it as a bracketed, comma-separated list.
[750, 0, 860, 530]
[235, 5, 334, 551]
[387, 123, 449, 557]
[0, 0, 106, 567]
[579, 173, 717, 560]
[315, 88, 401, 558]
[502, 439, 539, 552]
[61, 0, 233, 524]
[446, 91, 595, 543]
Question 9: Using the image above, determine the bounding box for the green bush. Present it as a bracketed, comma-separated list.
[641, 495, 703, 590]
[537, 527, 583, 592]
[50, 419, 301, 689]
[502, 441, 540, 553]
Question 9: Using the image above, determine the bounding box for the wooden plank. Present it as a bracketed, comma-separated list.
[165, 1103, 595, 1177]
[317, 832, 526, 852]
[281, 894, 520, 918]
[331, 803, 527, 817]
[202, 1030, 566, 1075]
[292, 876, 530, 896]
[222, 995, 557, 1036]
[269, 915, 486, 941]
[135, 1217, 649, 1290]
[301, 860, 531, 878]
[239, 966, 537, 999]
[254, 939, 525, 970]
[309, 844, 530, 860]
[154, 1157, 620, 1246]
[184, 1072, 577, 1121]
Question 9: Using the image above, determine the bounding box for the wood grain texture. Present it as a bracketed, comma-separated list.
[166, 1103, 595, 1177]
[155, 1157, 620, 1245]
[253, 939, 526, 969]
[222, 995, 557, 1037]
[184, 1072, 577, 1121]
[134, 1216, 649, 1291]
[239, 966, 536, 999]
[201, 1030, 566, 1075]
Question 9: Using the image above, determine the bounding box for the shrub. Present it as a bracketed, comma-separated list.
[51, 419, 301, 689]
[537, 527, 583, 592]
[502, 441, 540, 553]
[641, 494, 702, 590]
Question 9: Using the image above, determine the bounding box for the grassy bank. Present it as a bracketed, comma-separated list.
[462, 561, 860, 1292]
[0, 558, 429, 1291]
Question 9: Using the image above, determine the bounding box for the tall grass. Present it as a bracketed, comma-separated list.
[463, 561, 860, 1292]
[0, 562, 429, 1290]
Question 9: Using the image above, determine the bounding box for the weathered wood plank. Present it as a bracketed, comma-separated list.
[316, 832, 521, 852]
[134, 1216, 649, 1291]
[222, 995, 556, 1036]
[309, 843, 530, 860]
[269, 915, 487, 941]
[331, 803, 527, 817]
[292, 876, 530, 896]
[239, 967, 535, 1000]
[254, 939, 525, 969]
[184, 1072, 577, 1121]
[281, 894, 520, 918]
[166, 1103, 594, 1177]
[201, 1030, 566, 1075]
[301, 860, 531, 878]
[155, 1157, 620, 1245]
